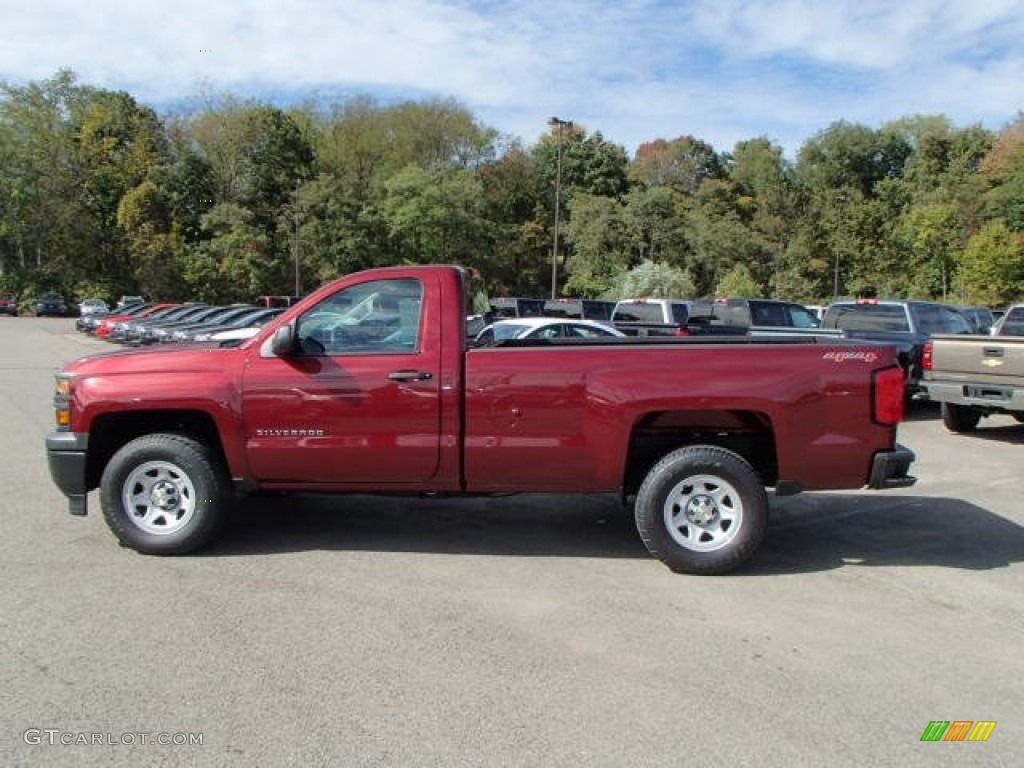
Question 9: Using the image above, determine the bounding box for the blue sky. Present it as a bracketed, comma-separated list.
[1, 0, 1021, 158]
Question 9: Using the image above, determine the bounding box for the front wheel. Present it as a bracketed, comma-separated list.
[100, 434, 229, 554]
[941, 403, 981, 433]
[634, 446, 768, 575]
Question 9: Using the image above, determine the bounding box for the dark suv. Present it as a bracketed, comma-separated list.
[35, 292, 68, 317]
[489, 297, 546, 318]
[543, 298, 616, 321]
[0, 292, 18, 317]
[705, 297, 823, 336]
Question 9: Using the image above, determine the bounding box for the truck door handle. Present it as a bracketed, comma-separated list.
[983, 347, 1004, 357]
[388, 370, 433, 382]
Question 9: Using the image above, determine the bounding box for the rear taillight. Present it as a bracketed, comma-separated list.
[922, 341, 933, 371]
[873, 366, 905, 425]
[675, 328, 690, 337]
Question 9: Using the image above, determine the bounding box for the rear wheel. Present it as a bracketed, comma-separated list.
[634, 446, 767, 575]
[100, 434, 229, 554]
[941, 403, 981, 433]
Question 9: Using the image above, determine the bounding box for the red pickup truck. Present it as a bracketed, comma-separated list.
[46, 265, 915, 574]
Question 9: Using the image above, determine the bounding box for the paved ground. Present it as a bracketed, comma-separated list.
[1, 318, 1021, 767]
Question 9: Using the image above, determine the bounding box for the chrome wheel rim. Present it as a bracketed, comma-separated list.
[663, 473, 743, 552]
[122, 460, 197, 535]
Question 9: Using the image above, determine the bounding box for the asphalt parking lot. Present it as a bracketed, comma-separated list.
[2, 318, 1021, 767]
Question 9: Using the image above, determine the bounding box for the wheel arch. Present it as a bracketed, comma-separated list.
[86, 410, 229, 492]
[623, 408, 777, 496]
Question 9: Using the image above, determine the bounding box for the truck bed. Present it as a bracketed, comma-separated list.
[923, 333, 1024, 428]
[926, 333, 1024, 385]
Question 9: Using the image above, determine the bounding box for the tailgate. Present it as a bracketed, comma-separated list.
[929, 334, 1024, 385]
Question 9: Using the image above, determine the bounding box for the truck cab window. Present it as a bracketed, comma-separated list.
[295, 278, 423, 355]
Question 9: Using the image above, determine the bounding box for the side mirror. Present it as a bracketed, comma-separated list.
[271, 324, 295, 356]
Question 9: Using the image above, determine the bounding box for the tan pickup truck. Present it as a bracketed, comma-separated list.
[923, 303, 1024, 432]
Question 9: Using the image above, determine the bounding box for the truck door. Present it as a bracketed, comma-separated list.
[241, 276, 442, 483]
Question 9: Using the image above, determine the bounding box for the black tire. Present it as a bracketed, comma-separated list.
[1012, 413, 1024, 424]
[100, 433, 230, 554]
[634, 445, 768, 575]
[941, 403, 981, 433]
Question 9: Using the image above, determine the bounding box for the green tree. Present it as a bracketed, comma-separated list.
[562, 193, 631, 297]
[611, 259, 696, 299]
[958, 220, 1024, 305]
[476, 143, 546, 294]
[0, 70, 170, 296]
[381, 165, 487, 263]
[688, 178, 770, 295]
[897, 201, 961, 299]
[0, 70, 90, 283]
[622, 185, 691, 266]
[290, 174, 387, 286]
[185, 203, 272, 301]
[795, 122, 915, 297]
[715, 263, 762, 297]
[730, 138, 800, 294]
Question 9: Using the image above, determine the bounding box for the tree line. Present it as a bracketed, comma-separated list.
[1, 69, 1022, 307]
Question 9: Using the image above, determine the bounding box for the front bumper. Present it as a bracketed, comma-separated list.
[46, 432, 89, 515]
[867, 444, 916, 490]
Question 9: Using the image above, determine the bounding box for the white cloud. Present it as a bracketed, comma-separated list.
[1, 0, 1021, 158]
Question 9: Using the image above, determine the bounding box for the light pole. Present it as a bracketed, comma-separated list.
[548, 117, 572, 300]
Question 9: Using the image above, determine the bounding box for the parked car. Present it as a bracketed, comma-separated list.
[805, 304, 826, 322]
[185, 308, 285, 342]
[821, 299, 972, 398]
[543, 298, 616, 321]
[989, 304, 1024, 336]
[702, 297, 828, 337]
[94, 304, 173, 339]
[475, 317, 625, 344]
[489, 297, 547, 318]
[78, 298, 109, 317]
[35, 292, 68, 317]
[167, 305, 264, 342]
[255, 295, 301, 309]
[206, 326, 265, 343]
[115, 295, 145, 311]
[137, 305, 245, 345]
[610, 298, 747, 337]
[81, 296, 146, 331]
[956, 305, 996, 335]
[113, 303, 206, 344]
[0, 292, 19, 317]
